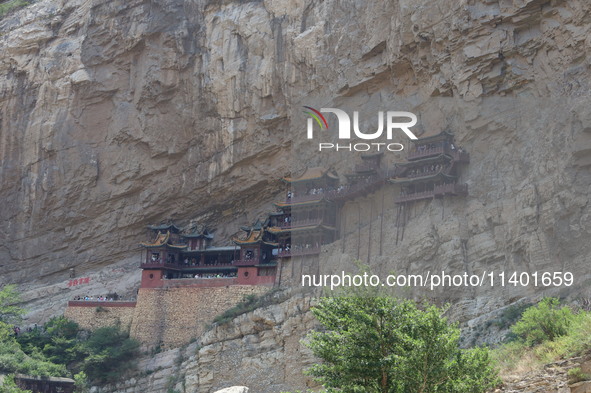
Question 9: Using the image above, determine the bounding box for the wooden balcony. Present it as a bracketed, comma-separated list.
[395, 183, 468, 203]
[141, 261, 236, 269]
[68, 301, 137, 308]
[354, 162, 378, 173]
[283, 193, 325, 204]
[325, 175, 385, 202]
[233, 259, 257, 266]
[407, 146, 449, 160]
[434, 183, 468, 197]
[140, 261, 182, 269]
[192, 263, 235, 269]
[275, 218, 323, 229]
[277, 246, 321, 258]
[406, 169, 440, 179]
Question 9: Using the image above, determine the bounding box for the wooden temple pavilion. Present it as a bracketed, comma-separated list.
[268, 167, 338, 257]
[326, 152, 388, 202]
[390, 130, 469, 203]
[140, 224, 241, 288]
[139, 221, 278, 288]
[231, 219, 278, 280]
[389, 130, 469, 242]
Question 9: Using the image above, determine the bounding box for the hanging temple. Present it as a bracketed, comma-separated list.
[136, 130, 470, 289]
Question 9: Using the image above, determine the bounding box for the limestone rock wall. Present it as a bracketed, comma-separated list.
[2, 0, 590, 328]
[96, 292, 317, 393]
[129, 285, 269, 349]
[64, 302, 136, 330]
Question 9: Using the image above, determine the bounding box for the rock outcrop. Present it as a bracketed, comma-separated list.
[213, 388, 249, 393]
[95, 292, 318, 393]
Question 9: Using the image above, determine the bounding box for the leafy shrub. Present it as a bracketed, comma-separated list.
[568, 367, 591, 384]
[0, 374, 33, 393]
[73, 371, 89, 393]
[0, 285, 25, 324]
[82, 326, 140, 384]
[511, 298, 574, 347]
[492, 302, 533, 330]
[305, 296, 499, 393]
[0, 0, 35, 18]
[17, 316, 85, 367]
[0, 335, 68, 377]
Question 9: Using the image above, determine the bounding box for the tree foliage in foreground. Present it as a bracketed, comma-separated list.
[82, 326, 140, 384]
[305, 296, 499, 393]
[0, 285, 139, 386]
[0, 375, 32, 393]
[0, 285, 68, 378]
[510, 297, 574, 347]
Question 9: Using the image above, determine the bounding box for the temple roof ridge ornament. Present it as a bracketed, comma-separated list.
[147, 223, 181, 233]
[140, 231, 187, 249]
[233, 218, 277, 246]
[181, 223, 214, 239]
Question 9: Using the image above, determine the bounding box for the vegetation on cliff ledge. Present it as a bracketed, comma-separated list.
[302, 296, 499, 393]
[493, 297, 591, 378]
[0, 0, 36, 18]
[0, 285, 139, 390]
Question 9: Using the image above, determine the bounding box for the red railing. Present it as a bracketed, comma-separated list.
[141, 261, 182, 269]
[164, 277, 238, 288]
[68, 301, 137, 308]
[196, 262, 235, 268]
[141, 261, 237, 269]
[233, 259, 257, 266]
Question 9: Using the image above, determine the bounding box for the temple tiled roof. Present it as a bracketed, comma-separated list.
[274, 198, 331, 208]
[181, 230, 214, 239]
[394, 154, 452, 167]
[147, 223, 181, 232]
[140, 231, 187, 249]
[389, 171, 456, 185]
[411, 130, 454, 143]
[267, 224, 335, 234]
[233, 229, 263, 244]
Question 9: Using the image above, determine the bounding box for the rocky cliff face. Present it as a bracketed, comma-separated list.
[95, 292, 318, 393]
[1, 0, 591, 390]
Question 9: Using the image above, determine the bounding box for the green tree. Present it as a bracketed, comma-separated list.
[511, 297, 574, 347]
[0, 285, 25, 324]
[0, 375, 32, 393]
[73, 371, 89, 393]
[305, 296, 498, 393]
[0, 286, 68, 378]
[18, 316, 85, 367]
[82, 326, 140, 384]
